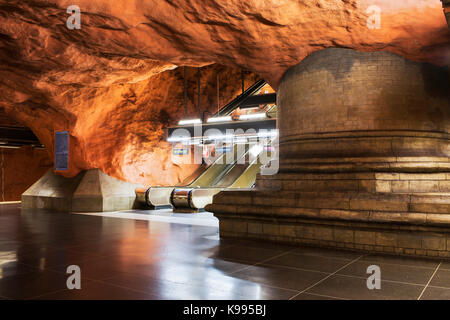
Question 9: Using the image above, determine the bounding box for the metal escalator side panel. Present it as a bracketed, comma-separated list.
[210, 146, 250, 187]
[176, 163, 209, 186]
[190, 188, 223, 210]
[188, 143, 244, 188]
[212, 163, 248, 188]
[208, 144, 248, 187]
[186, 152, 227, 187]
[170, 188, 194, 210]
[135, 188, 149, 206]
[266, 104, 277, 119]
[215, 79, 266, 116]
[170, 146, 248, 211]
[147, 186, 175, 207]
[228, 161, 260, 188]
[228, 149, 273, 189]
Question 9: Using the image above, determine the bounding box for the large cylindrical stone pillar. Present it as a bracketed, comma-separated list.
[208, 48, 450, 258]
[277, 48, 449, 173]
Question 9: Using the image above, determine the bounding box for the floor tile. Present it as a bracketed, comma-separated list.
[35, 281, 155, 300]
[360, 254, 440, 269]
[429, 269, 450, 288]
[307, 274, 424, 300]
[0, 203, 446, 300]
[0, 261, 38, 279]
[338, 261, 435, 285]
[233, 264, 327, 291]
[263, 252, 354, 273]
[292, 292, 345, 300]
[0, 270, 71, 299]
[436, 261, 450, 271]
[208, 245, 288, 264]
[104, 272, 296, 300]
[15, 248, 99, 269]
[220, 238, 296, 251]
[419, 286, 450, 300]
[292, 246, 361, 260]
[49, 257, 137, 281]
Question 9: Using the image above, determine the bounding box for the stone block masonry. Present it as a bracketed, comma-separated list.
[207, 48, 450, 258]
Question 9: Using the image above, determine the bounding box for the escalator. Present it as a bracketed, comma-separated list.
[170, 144, 273, 212]
[136, 78, 277, 211]
[136, 143, 246, 208]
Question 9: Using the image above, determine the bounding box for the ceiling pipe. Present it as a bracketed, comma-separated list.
[184, 66, 188, 118]
[241, 69, 245, 94]
[442, 0, 450, 27]
[197, 67, 201, 119]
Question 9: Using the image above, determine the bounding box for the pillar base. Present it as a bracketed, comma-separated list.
[21, 169, 142, 212]
[207, 173, 450, 258]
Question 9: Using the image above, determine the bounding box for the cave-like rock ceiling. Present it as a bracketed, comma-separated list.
[0, 0, 448, 185]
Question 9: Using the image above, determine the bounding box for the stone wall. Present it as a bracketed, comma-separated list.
[208, 48, 450, 258]
[277, 48, 449, 172]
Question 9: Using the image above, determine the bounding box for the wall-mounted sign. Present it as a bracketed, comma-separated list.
[55, 131, 69, 171]
[173, 143, 189, 155]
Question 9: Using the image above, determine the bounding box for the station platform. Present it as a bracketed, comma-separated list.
[0, 202, 449, 300]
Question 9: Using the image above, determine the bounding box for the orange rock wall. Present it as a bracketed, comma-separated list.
[0, 146, 52, 201]
[0, 0, 448, 186]
[52, 0, 449, 86]
[5, 64, 259, 186]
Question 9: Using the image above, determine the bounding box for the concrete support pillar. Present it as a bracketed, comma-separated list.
[207, 48, 450, 258]
[22, 169, 142, 212]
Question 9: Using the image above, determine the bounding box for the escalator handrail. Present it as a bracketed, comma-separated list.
[210, 146, 249, 187]
[214, 79, 267, 117]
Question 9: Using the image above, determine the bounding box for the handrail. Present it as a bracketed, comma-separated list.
[213, 79, 267, 116]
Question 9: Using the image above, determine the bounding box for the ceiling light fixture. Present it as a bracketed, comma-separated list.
[178, 119, 202, 125]
[239, 113, 267, 121]
[207, 116, 232, 123]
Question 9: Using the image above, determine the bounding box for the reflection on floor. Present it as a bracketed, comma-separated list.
[74, 209, 219, 228]
[0, 203, 448, 300]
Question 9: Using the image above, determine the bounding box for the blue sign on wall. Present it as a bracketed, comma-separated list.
[173, 148, 189, 155]
[172, 143, 189, 155]
[55, 131, 69, 171]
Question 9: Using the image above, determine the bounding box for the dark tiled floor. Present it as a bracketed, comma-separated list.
[0, 203, 449, 300]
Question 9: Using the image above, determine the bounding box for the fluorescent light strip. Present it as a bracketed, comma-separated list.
[239, 113, 267, 121]
[178, 119, 202, 125]
[207, 116, 232, 123]
[258, 130, 278, 137]
[249, 144, 264, 157]
[234, 138, 247, 143]
[205, 134, 234, 140]
[167, 136, 191, 142]
[168, 130, 278, 143]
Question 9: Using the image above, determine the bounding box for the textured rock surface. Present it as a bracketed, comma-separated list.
[2, 63, 259, 185]
[0, 146, 52, 201]
[0, 0, 448, 185]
